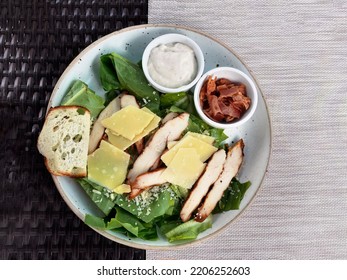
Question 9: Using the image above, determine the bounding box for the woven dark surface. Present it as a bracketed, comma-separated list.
[0, 0, 147, 259]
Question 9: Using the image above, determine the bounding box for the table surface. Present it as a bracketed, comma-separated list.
[1, 0, 346, 260]
[147, 0, 347, 260]
[0, 0, 147, 260]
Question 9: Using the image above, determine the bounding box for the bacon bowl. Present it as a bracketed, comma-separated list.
[194, 67, 258, 129]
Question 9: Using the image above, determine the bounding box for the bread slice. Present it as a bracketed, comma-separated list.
[37, 105, 91, 177]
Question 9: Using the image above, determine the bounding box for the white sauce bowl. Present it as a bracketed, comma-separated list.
[142, 33, 205, 93]
[194, 67, 258, 129]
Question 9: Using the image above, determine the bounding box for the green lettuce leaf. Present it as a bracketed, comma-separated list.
[213, 178, 251, 213]
[209, 128, 228, 147]
[100, 55, 121, 91]
[161, 215, 212, 243]
[160, 92, 189, 110]
[104, 89, 121, 106]
[76, 178, 116, 216]
[100, 53, 160, 113]
[105, 217, 122, 230]
[113, 186, 180, 223]
[113, 207, 158, 240]
[61, 80, 105, 119]
[85, 214, 106, 229]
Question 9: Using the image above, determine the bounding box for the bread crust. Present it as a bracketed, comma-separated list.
[38, 105, 91, 177]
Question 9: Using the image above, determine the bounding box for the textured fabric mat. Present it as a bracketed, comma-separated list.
[148, 0, 347, 259]
[0, 0, 147, 260]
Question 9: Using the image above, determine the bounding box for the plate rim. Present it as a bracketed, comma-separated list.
[49, 23, 273, 250]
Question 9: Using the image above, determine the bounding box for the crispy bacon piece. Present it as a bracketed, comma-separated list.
[200, 76, 251, 123]
[195, 139, 244, 222]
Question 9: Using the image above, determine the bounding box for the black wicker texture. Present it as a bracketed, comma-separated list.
[0, 0, 147, 259]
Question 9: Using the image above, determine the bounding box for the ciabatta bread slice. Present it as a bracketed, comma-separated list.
[37, 106, 91, 177]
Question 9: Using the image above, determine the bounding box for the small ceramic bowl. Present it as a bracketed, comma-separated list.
[194, 67, 258, 129]
[142, 33, 204, 93]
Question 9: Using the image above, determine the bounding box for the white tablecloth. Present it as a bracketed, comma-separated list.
[147, 0, 347, 259]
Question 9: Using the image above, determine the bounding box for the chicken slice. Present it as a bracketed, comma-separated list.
[131, 168, 167, 189]
[161, 112, 178, 124]
[88, 96, 121, 154]
[149, 155, 163, 171]
[127, 113, 189, 183]
[195, 139, 244, 222]
[128, 188, 144, 200]
[180, 149, 226, 222]
[120, 93, 140, 108]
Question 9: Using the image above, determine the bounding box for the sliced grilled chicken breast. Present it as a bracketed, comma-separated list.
[195, 139, 244, 222]
[161, 112, 178, 124]
[149, 155, 163, 171]
[128, 188, 144, 200]
[88, 97, 120, 154]
[127, 113, 189, 183]
[180, 149, 226, 222]
[120, 94, 139, 108]
[131, 168, 167, 189]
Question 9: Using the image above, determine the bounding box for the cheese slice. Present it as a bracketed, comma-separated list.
[166, 132, 214, 150]
[167, 141, 178, 149]
[161, 135, 217, 165]
[106, 111, 161, 150]
[101, 105, 154, 140]
[184, 132, 215, 145]
[87, 140, 130, 190]
[112, 184, 131, 194]
[161, 148, 206, 189]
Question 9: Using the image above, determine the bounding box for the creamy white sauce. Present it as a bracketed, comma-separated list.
[147, 42, 198, 88]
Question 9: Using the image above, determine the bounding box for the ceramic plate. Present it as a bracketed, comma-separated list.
[48, 24, 272, 250]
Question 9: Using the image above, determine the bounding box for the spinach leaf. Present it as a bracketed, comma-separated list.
[213, 178, 251, 213]
[100, 53, 160, 113]
[61, 80, 105, 119]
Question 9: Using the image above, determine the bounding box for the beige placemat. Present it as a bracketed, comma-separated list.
[147, 0, 347, 259]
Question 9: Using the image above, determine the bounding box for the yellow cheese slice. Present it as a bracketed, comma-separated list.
[161, 135, 217, 166]
[161, 148, 206, 189]
[87, 140, 130, 190]
[112, 184, 131, 194]
[106, 112, 161, 150]
[101, 105, 154, 140]
[184, 132, 215, 145]
[167, 141, 178, 149]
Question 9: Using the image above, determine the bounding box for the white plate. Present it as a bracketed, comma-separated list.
[48, 24, 272, 250]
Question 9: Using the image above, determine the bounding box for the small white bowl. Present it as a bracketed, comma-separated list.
[194, 67, 258, 129]
[142, 33, 205, 93]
